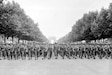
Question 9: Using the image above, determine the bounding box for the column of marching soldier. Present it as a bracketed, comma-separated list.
[0, 43, 112, 60]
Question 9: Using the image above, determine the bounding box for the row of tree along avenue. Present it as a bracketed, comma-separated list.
[58, 3, 112, 43]
[0, 0, 49, 43]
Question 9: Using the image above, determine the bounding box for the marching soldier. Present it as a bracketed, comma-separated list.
[59, 46, 65, 59]
[78, 46, 84, 59]
[53, 44, 59, 59]
[0, 46, 3, 60]
[40, 46, 46, 60]
[47, 47, 52, 59]
[64, 46, 71, 59]
[72, 47, 77, 59]
[43, 46, 48, 60]
[91, 45, 96, 59]
[34, 46, 39, 60]
[109, 45, 112, 59]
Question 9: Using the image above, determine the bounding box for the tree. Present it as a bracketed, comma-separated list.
[0, 1, 49, 42]
[58, 3, 112, 43]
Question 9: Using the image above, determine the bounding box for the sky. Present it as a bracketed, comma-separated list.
[7, 0, 112, 40]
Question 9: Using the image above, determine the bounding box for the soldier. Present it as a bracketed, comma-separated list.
[53, 44, 59, 59]
[95, 45, 99, 59]
[97, 45, 102, 59]
[28, 46, 33, 60]
[99, 45, 105, 59]
[5, 47, 9, 60]
[17, 46, 21, 60]
[34, 46, 39, 60]
[47, 47, 53, 59]
[68, 46, 75, 59]
[109, 45, 112, 59]
[30, 46, 35, 60]
[23, 46, 27, 60]
[84, 47, 88, 59]
[14, 45, 19, 60]
[22, 46, 26, 60]
[108, 45, 112, 59]
[43, 46, 48, 60]
[89, 45, 94, 59]
[0, 46, 3, 60]
[19, 46, 23, 60]
[40, 46, 45, 60]
[1, 47, 5, 60]
[59, 46, 65, 59]
[38, 46, 44, 59]
[78, 46, 84, 59]
[101, 46, 106, 59]
[76, 46, 80, 59]
[9, 47, 13, 60]
[104, 45, 109, 59]
[25, 45, 29, 60]
[7, 47, 11, 60]
[64, 46, 71, 59]
[91, 45, 96, 59]
[106, 45, 111, 59]
[12, 44, 15, 59]
[72, 47, 77, 59]
[12, 45, 16, 60]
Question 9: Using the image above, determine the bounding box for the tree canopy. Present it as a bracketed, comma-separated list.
[58, 3, 112, 43]
[0, 1, 49, 42]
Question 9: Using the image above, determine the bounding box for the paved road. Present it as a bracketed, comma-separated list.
[0, 59, 111, 75]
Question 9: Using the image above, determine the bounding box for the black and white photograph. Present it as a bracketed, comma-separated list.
[0, 0, 112, 75]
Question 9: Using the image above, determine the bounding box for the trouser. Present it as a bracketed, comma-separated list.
[53, 50, 58, 59]
[43, 51, 47, 59]
[64, 51, 70, 59]
[48, 50, 52, 59]
[0, 51, 2, 59]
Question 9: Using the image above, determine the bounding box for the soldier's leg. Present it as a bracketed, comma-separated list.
[79, 50, 82, 59]
[28, 51, 31, 60]
[17, 51, 19, 60]
[65, 51, 69, 59]
[22, 51, 24, 60]
[30, 51, 33, 60]
[2, 51, 5, 60]
[54, 50, 58, 59]
[110, 51, 112, 59]
[12, 51, 15, 60]
[73, 50, 77, 59]
[92, 49, 95, 59]
[10, 51, 12, 60]
[8, 50, 10, 60]
[0, 51, 2, 60]
[61, 50, 64, 59]
[37, 51, 39, 59]
[3, 50, 6, 60]
[108, 51, 111, 59]
[23, 50, 26, 60]
[49, 50, 52, 59]
[34, 50, 37, 60]
[14, 50, 17, 60]
[35, 51, 38, 60]
[105, 50, 108, 59]
[4, 51, 7, 60]
[44, 51, 47, 59]
[48, 50, 51, 59]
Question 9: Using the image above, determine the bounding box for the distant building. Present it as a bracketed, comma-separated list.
[48, 36, 57, 44]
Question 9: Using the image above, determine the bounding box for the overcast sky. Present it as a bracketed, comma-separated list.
[8, 0, 112, 39]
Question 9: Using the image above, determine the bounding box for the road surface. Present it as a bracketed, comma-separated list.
[0, 59, 111, 75]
